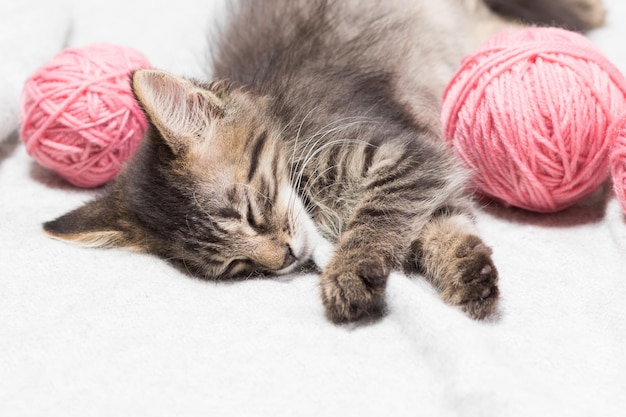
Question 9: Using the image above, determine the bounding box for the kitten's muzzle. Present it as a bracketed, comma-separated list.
[251, 239, 297, 272]
[280, 246, 297, 270]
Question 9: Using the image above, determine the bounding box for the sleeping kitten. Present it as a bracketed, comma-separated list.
[43, 0, 605, 323]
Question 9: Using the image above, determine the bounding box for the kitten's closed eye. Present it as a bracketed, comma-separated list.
[246, 200, 268, 234]
[222, 259, 256, 277]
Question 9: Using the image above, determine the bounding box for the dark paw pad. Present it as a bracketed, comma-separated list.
[320, 267, 387, 324]
[442, 236, 499, 320]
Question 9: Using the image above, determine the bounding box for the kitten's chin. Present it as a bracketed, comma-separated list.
[278, 185, 335, 274]
[273, 238, 326, 275]
[273, 234, 312, 275]
[289, 213, 334, 273]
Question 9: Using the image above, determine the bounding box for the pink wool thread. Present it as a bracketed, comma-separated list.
[442, 27, 626, 213]
[20, 43, 151, 188]
[610, 112, 626, 214]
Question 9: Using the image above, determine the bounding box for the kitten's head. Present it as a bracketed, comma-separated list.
[44, 69, 315, 278]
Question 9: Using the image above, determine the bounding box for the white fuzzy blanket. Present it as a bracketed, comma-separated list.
[1, 1, 625, 416]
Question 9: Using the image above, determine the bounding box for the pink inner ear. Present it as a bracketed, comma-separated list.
[132, 69, 222, 149]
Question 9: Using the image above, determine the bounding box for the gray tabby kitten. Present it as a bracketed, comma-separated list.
[43, 0, 605, 323]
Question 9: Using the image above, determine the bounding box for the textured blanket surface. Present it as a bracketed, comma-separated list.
[1, 1, 625, 416]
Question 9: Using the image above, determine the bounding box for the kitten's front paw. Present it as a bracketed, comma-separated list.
[320, 260, 388, 323]
[440, 235, 499, 320]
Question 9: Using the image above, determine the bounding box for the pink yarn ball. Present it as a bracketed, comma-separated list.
[20, 43, 151, 188]
[442, 28, 626, 213]
[610, 112, 626, 214]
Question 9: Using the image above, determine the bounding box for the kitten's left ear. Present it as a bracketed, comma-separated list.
[43, 195, 142, 251]
[132, 69, 224, 154]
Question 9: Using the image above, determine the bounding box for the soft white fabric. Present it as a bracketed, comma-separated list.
[0, 0, 70, 142]
[66, 0, 226, 77]
[1, 1, 625, 416]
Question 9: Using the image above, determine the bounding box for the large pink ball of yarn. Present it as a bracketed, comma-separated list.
[442, 28, 626, 213]
[20, 43, 151, 188]
[610, 112, 626, 214]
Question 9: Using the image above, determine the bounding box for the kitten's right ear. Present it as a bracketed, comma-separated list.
[43, 196, 142, 251]
[131, 69, 224, 154]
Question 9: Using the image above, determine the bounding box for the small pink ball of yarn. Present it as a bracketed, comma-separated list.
[20, 43, 151, 188]
[610, 112, 626, 214]
[442, 27, 626, 212]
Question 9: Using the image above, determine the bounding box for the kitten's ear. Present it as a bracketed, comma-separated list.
[132, 69, 224, 154]
[43, 196, 141, 250]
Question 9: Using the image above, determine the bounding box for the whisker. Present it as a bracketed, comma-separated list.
[291, 138, 374, 226]
[289, 121, 371, 219]
[281, 112, 382, 242]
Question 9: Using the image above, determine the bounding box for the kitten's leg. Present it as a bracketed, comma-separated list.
[320, 222, 403, 323]
[315, 128, 495, 322]
[318, 141, 463, 323]
[407, 213, 499, 320]
[321, 207, 499, 322]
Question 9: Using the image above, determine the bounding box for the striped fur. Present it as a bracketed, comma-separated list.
[44, 0, 605, 322]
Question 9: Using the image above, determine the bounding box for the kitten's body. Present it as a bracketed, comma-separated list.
[44, 0, 605, 322]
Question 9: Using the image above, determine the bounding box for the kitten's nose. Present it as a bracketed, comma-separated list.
[280, 246, 297, 270]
